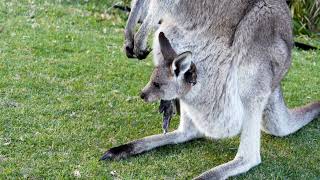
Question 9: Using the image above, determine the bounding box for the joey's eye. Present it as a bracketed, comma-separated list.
[153, 82, 161, 89]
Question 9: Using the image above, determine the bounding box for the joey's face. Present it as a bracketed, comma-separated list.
[140, 32, 197, 102]
[140, 66, 176, 102]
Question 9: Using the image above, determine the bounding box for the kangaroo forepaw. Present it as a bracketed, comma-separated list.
[159, 100, 174, 114]
[124, 42, 135, 58]
[135, 48, 151, 60]
[100, 143, 134, 161]
[124, 42, 151, 60]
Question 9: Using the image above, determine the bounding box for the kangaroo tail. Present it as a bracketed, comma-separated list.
[262, 86, 320, 137]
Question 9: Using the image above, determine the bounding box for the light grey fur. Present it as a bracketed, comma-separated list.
[104, 0, 320, 179]
[124, 0, 148, 45]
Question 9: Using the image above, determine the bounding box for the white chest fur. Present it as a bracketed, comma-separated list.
[180, 85, 244, 139]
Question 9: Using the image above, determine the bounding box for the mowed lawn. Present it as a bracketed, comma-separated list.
[0, 1, 319, 179]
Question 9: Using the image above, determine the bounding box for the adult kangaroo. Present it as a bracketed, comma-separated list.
[102, 0, 320, 179]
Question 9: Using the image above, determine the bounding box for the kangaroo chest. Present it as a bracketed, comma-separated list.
[181, 85, 244, 139]
[180, 52, 244, 139]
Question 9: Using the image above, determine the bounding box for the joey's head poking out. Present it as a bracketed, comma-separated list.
[140, 32, 197, 102]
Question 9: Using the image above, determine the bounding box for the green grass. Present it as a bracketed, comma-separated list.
[0, 1, 319, 179]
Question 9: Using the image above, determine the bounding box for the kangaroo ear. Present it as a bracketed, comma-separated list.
[159, 32, 177, 61]
[172, 51, 192, 77]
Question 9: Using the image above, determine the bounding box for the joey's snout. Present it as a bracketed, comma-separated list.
[140, 92, 146, 100]
[140, 87, 151, 102]
[140, 90, 154, 102]
[140, 84, 161, 102]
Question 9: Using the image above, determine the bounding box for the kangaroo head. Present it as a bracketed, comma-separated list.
[140, 32, 197, 102]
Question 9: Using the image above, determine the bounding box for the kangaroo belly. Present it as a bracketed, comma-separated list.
[181, 98, 244, 139]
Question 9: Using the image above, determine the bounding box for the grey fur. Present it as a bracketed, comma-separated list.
[103, 0, 320, 179]
[124, 0, 151, 58]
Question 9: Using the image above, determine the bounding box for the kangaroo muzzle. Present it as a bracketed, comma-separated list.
[140, 92, 147, 100]
[140, 87, 160, 102]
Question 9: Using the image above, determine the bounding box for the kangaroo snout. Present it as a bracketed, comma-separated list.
[140, 87, 159, 102]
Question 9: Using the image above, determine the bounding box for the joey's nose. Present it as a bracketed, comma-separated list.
[140, 92, 146, 100]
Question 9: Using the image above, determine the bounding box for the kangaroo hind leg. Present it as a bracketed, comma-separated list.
[194, 90, 271, 180]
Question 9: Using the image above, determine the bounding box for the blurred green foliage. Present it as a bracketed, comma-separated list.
[288, 0, 319, 36]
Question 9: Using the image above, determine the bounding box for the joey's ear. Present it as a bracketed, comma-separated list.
[159, 32, 177, 61]
[172, 51, 192, 77]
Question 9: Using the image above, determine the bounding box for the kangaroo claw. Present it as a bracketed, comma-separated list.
[99, 151, 113, 161]
[136, 48, 151, 60]
[124, 42, 135, 58]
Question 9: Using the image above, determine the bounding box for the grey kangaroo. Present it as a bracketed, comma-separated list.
[101, 0, 320, 179]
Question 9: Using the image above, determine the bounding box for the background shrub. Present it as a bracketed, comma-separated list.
[288, 0, 320, 36]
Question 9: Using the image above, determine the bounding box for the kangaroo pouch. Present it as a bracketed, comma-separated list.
[180, 95, 244, 139]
